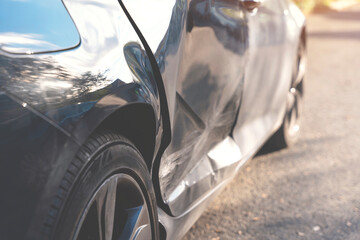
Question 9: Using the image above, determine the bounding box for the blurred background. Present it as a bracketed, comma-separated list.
[185, 0, 360, 239]
[295, 0, 360, 13]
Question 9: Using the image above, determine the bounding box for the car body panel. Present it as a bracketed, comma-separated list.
[123, 0, 304, 220]
[0, 0, 164, 146]
[0, 90, 80, 240]
[159, 0, 248, 216]
[123, 0, 305, 238]
[0, 0, 305, 239]
[233, 0, 300, 159]
[123, 0, 248, 216]
[0, 0, 168, 238]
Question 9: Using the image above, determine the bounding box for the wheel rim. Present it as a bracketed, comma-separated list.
[286, 43, 306, 138]
[73, 174, 151, 240]
[286, 87, 301, 137]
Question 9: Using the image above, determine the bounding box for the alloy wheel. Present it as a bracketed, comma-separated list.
[285, 42, 306, 138]
[73, 173, 151, 240]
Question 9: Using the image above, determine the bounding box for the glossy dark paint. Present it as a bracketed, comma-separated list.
[0, 0, 305, 239]
[0, 0, 171, 151]
[0, 0, 168, 238]
[0, 91, 79, 240]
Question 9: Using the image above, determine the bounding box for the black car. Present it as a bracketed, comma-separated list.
[0, 0, 306, 239]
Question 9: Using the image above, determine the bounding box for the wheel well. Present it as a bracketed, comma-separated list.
[95, 103, 157, 170]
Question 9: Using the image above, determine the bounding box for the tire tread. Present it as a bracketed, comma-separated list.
[42, 131, 143, 239]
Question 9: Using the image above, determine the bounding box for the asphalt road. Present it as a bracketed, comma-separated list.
[184, 5, 360, 240]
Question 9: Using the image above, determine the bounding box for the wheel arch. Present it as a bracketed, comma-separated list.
[94, 102, 157, 170]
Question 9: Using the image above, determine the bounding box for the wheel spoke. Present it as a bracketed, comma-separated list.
[287, 91, 296, 111]
[128, 204, 151, 240]
[75, 174, 152, 240]
[96, 177, 118, 240]
[286, 87, 301, 137]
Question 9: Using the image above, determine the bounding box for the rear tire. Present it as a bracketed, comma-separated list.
[46, 132, 159, 240]
[262, 38, 306, 152]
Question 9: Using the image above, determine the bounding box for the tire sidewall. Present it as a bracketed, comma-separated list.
[54, 139, 158, 240]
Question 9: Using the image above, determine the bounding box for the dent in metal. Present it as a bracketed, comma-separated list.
[123, 0, 248, 215]
[158, 0, 247, 215]
[0, 0, 306, 238]
[123, 0, 305, 236]
[164, 137, 242, 215]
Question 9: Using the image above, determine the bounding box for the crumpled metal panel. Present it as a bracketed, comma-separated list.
[164, 136, 242, 215]
[123, 0, 248, 215]
[119, 0, 304, 223]
[158, 89, 243, 215]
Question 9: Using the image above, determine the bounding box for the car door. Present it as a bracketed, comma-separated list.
[120, 0, 249, 215]
[154, 0, 249, 215]
[233, 0, 292, 157]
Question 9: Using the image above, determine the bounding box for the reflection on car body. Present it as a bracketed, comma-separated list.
[0, 0, 306, 239]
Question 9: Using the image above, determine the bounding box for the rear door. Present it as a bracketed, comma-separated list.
[233, 0, 291, 156]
